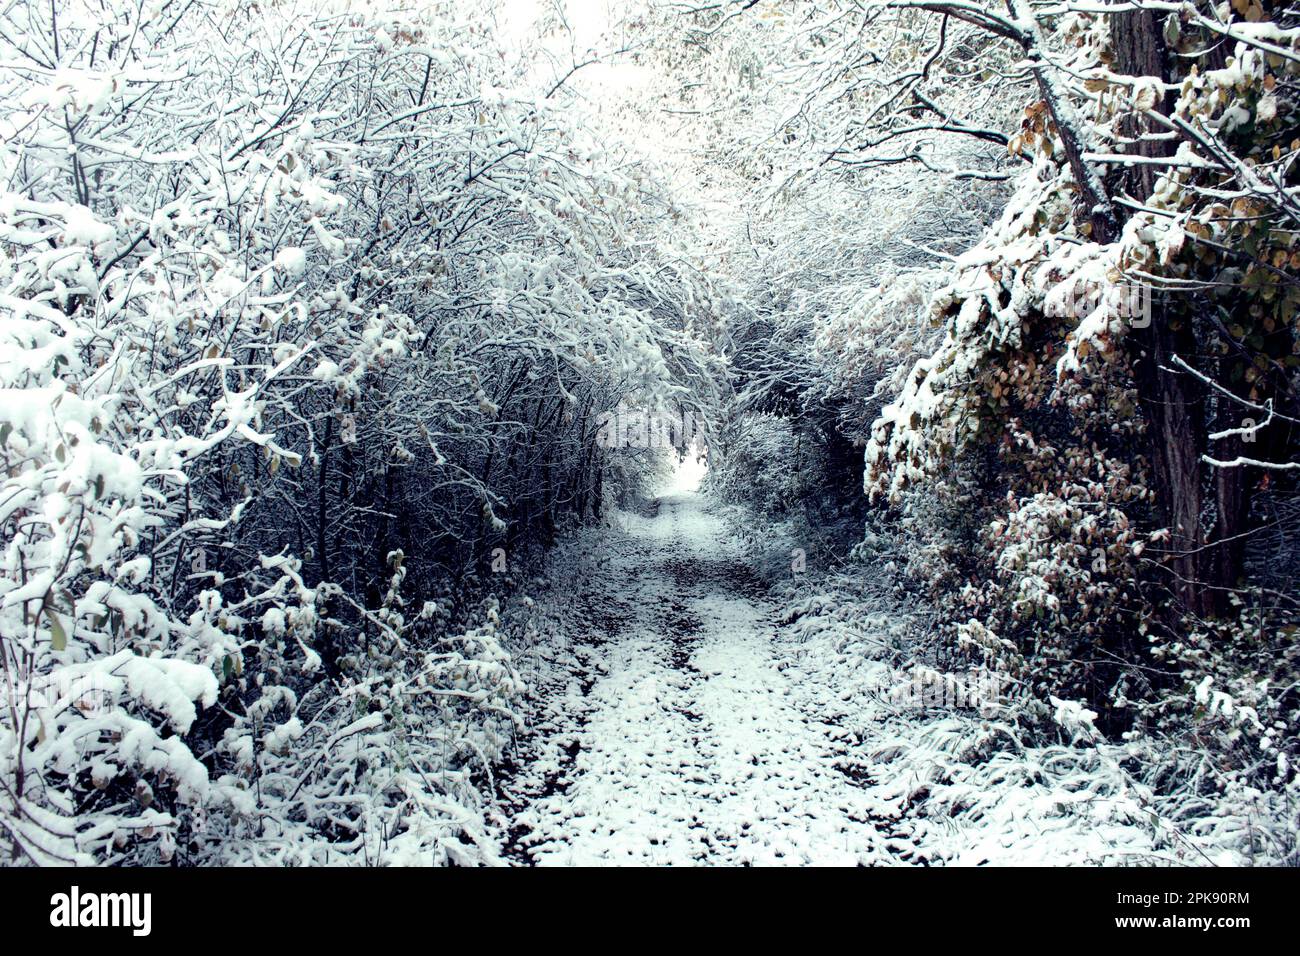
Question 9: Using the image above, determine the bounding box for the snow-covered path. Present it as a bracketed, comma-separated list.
[497, 492, 889, 865]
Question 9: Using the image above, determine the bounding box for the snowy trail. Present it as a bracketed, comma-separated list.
[497, 492, 890, 866]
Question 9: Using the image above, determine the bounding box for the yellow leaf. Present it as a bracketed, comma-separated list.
[48, 611, 67, 651]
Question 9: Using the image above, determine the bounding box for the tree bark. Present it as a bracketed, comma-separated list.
[1110, 9, 1237, 616]
[317, 416, 333, 584]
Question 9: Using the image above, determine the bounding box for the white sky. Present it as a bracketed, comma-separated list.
[662, 447, 709, 494]
[490, 0, 749, 287]
[494, 0, 680, 154]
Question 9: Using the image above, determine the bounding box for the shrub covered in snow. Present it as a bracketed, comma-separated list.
[695, 0, 1300, 864]
[0, 1, 721, 865]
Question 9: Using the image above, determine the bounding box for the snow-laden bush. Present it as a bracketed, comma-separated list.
[0, 201, 246, 862]
[708, 415, 809, 516]
[776, 564, 1298, 865]
[0, 0, 721, 865]
[204, 566, 526, 866]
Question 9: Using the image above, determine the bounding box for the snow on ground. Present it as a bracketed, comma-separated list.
[493, 489, 1259, 866]
[495, 491, 898, 865]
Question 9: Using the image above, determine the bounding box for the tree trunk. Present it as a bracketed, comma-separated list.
[1131, 299, 1212, 615]
[317, 417, 333, 584]
[1110, 9, 1240, 616]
